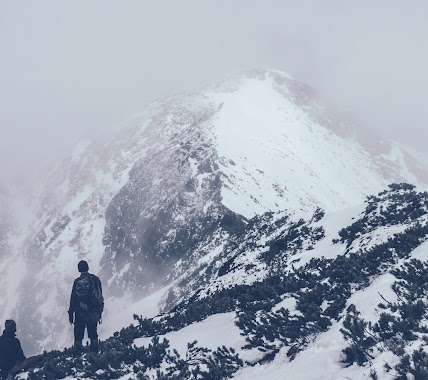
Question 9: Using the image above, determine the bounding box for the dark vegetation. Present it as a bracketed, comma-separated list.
[24, 335, 242, 380]
[340, 259, 428, 379]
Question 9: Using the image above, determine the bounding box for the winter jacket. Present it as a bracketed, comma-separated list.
[0, 330, 26, 373]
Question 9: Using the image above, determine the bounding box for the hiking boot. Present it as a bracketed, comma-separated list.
[90, 338, 99, 352]
[73, 340, 83, 352]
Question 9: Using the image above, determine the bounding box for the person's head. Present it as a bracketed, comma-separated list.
[5, 319, 16, 333]
[78, 260, 89, 273]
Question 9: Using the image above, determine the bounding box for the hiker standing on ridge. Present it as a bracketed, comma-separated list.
[68, 260, 104, 352]
[0, 320, 42, 380]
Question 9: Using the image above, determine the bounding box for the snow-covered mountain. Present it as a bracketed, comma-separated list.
[3, 68, 428, 371]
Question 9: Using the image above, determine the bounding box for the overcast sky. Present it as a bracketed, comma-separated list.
[1, 1, 428, 186]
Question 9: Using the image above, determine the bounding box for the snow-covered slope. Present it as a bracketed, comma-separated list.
[135, 185, 428, 380]
[3, 69, 428, 358]
[206, 71, 425, 218]
[16, 184, 428, 380]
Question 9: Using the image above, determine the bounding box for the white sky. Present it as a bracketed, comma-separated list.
[1, 0, 428, 185]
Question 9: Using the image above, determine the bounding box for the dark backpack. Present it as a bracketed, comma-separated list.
[75, 274, 104, 312]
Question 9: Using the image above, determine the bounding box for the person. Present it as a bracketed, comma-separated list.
[68, 260, 104, 352]
[0, 320, 25, 379]
[0, 320, 42, 380]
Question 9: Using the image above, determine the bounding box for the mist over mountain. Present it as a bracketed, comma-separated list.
[2, 70, 428, 379]
[0, 188, 11, 258]
[3, 1, 428, 188]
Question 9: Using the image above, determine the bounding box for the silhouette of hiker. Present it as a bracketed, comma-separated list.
[69, 260, 104, 352]
[0, 320, 42, 380]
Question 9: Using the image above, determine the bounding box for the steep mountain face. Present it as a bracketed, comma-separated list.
[4, 69, 428, 356]
[99, 100, 245, 298]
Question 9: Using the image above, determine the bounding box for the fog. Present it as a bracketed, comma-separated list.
[1, 0, 428, 186]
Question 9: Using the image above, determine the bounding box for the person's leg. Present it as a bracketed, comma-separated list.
[74, 314, 85, 349]
[87, 320, 99, 352]
[9, 355, 44, 375]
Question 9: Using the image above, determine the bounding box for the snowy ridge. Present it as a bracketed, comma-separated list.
[15, 184, 428, 380]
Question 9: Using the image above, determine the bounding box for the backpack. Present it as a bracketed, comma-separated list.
[75, 274, 104, 312]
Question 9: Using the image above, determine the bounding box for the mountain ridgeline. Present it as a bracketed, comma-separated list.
[1, 69, 428, 379]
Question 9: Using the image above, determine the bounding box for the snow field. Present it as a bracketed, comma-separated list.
[134, 312, 245, 357]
